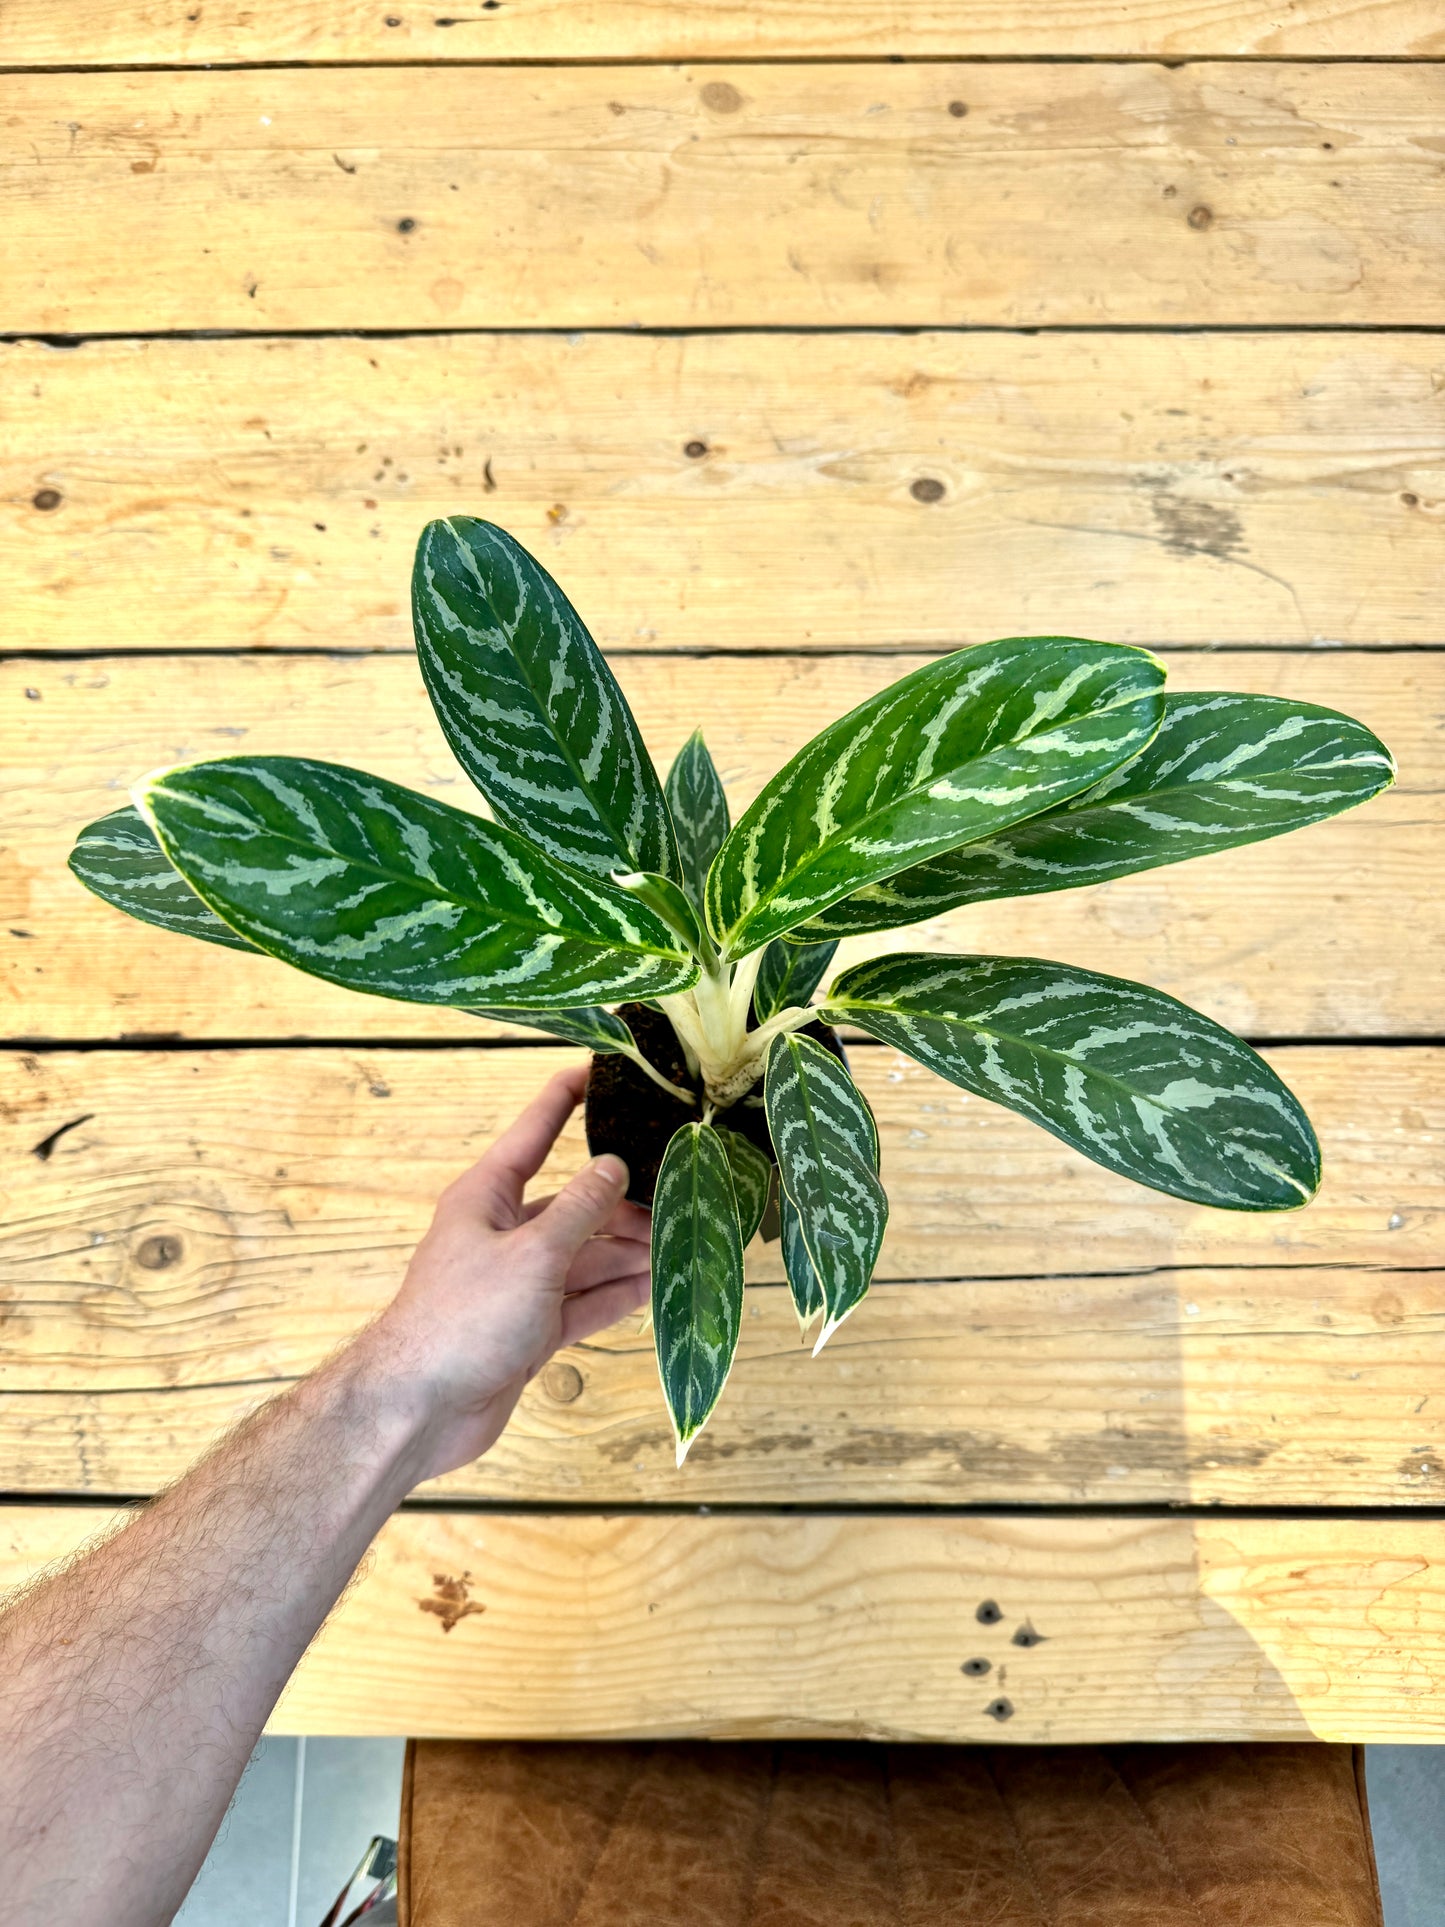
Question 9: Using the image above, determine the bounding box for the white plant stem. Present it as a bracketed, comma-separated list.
[621, 1045, 697, 1107]
[656, 948, 814, 1109]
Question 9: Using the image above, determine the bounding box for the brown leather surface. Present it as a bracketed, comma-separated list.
[398, 1739, 1383, 1927]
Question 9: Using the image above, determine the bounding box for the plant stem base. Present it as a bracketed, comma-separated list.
[584, 1003, 845, 1209]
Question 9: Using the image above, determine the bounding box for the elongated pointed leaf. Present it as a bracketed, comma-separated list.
[764, 1033, 887, 1352]
[413, 517, 679, 881]
[611, 868, 711, 960]
[780, 1190, 824, 1335]
[665, 730, 730, 905]
[651, 1122, 746, 1462]
[799, 693, 1396, 936]
[707, 638, 1165, 956]
[468, 1005, 640, 1053]
[753, 938, 839, 1024]
[137, 757, 698, 1011]
[826, 953, 1319, 1212]
[716, 1127, 772, 1246]
[69, 806, 260, 953]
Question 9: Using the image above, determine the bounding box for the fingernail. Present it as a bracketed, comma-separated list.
[591, 1154, 628, 1186]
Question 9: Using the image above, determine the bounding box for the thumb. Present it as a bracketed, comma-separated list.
[529, 1154, 630, 1260]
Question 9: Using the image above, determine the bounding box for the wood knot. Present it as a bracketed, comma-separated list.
[684, 439, 709, 459]
[136, 1234, 184, 1270]
[542, 1361, 584, 1404]
[947, 100, 967, 118]
[32, 488, 62, 511]
[910, 477, 946, 504]
[1187, 204, 1213, 230]
[700, 81, 742, 114]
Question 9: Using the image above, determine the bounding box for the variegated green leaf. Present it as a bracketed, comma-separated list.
[707, 638, 1165, 956]
[137, 756, 699, 1011]
[467, 1005, 640, 1053]
[716, 1127, 772, 1246]
[779, 1190, 824, 1336]
[69, 806, 259, 953]
[610, 868, 712, 961]
[753, 938, 839, 1025]
[413, 517, 680, 881]
[826, 953, 1319, 1211]
[799, 693, 1396, 936]
[665, 730, 730, 905]
[764, 1033, 887, 1353]
[651, 1122, 746, 1463]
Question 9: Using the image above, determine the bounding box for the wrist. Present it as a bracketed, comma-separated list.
[302, 1326, 450, 1503]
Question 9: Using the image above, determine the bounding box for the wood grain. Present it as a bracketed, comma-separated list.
[8, 332, 1443, 652]
[2, 1044, 1436, 1349]
[5, 1267, 1442, 1508]
[5, 1504, 1444, 1740]
[3, 0, 1441, 63]
[5, 65, 1442, 332]
[6, 650, 1429, 1043]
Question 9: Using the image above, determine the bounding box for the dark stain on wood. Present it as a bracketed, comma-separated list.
[419, 1571, 486, 1634]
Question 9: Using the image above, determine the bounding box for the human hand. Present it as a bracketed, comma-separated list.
[348, 1065, 648, 1483]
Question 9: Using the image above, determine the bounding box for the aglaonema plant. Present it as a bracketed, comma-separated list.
[69, 517, 1394, 1463]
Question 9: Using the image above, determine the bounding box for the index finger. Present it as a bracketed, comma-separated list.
[470, 1063, 591, 1215]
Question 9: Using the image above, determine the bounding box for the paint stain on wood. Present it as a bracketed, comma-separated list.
[418, 1571, 486, 1633]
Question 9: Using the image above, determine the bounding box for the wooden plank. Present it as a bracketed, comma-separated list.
[8, 332, 1444, 652]
[4, 1504, 1444, 1740]
[3, 0, 1441, 63]
[7, 650, 1433, 1042]
[4, 66, 1442, 332]
[5, 1267, 1443, 1508]
[1, 1043, 1436, 1339]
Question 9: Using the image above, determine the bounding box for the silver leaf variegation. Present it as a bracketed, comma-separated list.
[466, 1005, 642, 1053]
[800, 692, 1396, 936]
[715, 1127, 773, 1246]
[779, 1190, 824, 1336]
[137, 756, 699, 1010]
[753, 938, 839, 1025]
[764, 1033, 887, 1352]
[707, 637, 1166, 956]
[826, 953, 1320, 1211]
[651, 1122, 746, 1463]
[69, 805, 260, 953]
[413, 516, 681, 882]
[665, 730, 731, 905]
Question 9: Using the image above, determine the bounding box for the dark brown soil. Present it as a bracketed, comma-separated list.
[585, 1001, 845, 1208]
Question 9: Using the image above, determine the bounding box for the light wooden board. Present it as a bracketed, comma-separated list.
[7, 650, 1431, 1043]
[3, 0, 1441, 62]
[5, 66, 1442, 332]
[9, 332, 1444, 651]
[2, 1044, 1436, 1350]
[4, 1503, 1444, 1741]
[5, 1267, 1443, 1508]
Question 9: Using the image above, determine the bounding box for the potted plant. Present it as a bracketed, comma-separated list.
[70, 518, 1394, 1462]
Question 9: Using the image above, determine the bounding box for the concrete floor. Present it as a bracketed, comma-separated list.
[174, 1740, 1443, 1925]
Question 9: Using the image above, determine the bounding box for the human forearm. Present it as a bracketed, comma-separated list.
[0, 1336, 431, 1927]
[0, 1068, 643, 1927]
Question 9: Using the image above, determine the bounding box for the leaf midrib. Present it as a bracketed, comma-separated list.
[731, 683, 1158, 939]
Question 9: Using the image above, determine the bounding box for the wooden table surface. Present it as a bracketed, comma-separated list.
[3, 0, 1443, 1742]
